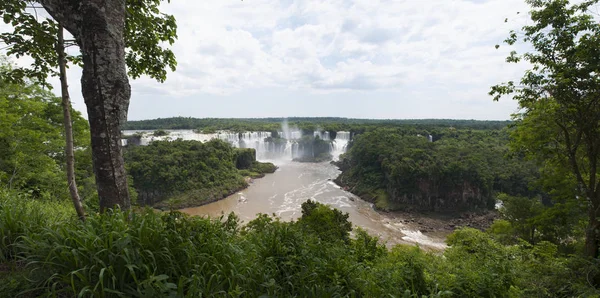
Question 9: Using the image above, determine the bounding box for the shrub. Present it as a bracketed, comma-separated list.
[2, 191, 598, 297]
[298, 200, 352, 243]
[436, 228, 518, 297]
[0, 189, 72, 262]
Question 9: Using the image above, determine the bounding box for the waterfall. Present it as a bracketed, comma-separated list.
[331, 131, 350, 161]
[215, 131, 272, 160]
[313, 130, 330, 141]
[122, 128, 352, 162]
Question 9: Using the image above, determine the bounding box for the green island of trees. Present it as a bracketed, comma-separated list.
[124, 139, 276, 209]
[291, 135, 334, 163]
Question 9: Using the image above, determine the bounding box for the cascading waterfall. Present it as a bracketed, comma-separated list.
[215, 132, 272, 159]
[331, 131, 350, 161]
[122, 126, 352, 162]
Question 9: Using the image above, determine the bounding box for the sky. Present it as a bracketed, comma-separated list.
[3, 0, 535, 120]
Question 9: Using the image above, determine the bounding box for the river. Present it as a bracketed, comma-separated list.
[180, 159, 447, 249]
[122, 129, 447, 249]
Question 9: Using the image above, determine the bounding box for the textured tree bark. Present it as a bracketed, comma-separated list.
[57, 25, 86, 221]
[585, 200, 600, 258]
[79, 0, 131, 212]
[41, 0, 131, 212]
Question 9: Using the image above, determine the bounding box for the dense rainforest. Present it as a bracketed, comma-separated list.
[1, 0, 600, 296]
[334, 127, 539, 212]
[122, 117, 511, 133]
[124, 140, 276, 209]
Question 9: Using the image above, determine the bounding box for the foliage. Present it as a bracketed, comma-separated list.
[122, 116, 512, 133]
[124, 139, 275, 209]
[299, 200, 352, 243]
[439, 228, 519, 297]
[1, 189, 598, 297]
[492, 193, 585, 252]
[0, 188, 73, 262]
[0, 62, 94, 202]
[0, 0, 177, 86]
[496, 193, 544, 244]
[238, 161, 278, 179]
[369, 246, 446, 297]
[491, 0, 600, 258]
[335, 127, 538, 212]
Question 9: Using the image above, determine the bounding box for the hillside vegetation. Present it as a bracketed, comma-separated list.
[335, 127, 538, 212]
[124, 139, 276, 209]
[1, 191, 598, 297]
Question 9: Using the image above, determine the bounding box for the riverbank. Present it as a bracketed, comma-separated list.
[153, 163, 277, 210]
[179, 161, 448, 250]
[154, 179, 245, 210]
[380, 209, 497, 234]
[332, 163, 498, 235]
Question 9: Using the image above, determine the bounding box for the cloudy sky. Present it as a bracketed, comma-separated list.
[8, 0, 534, 120]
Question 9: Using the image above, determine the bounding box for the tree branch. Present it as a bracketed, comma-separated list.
[36, 0, 81, 38]
[556, 119, 587, 194]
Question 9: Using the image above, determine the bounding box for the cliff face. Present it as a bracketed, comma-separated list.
[137, 189, 166, 205]
[335, 169, 492, 213]
[329, 127, 528, 213]
[385, 179, 490, 212]
[292, 136, 333, 162]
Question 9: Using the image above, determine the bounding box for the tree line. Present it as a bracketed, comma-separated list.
[122, 117, 512, 133]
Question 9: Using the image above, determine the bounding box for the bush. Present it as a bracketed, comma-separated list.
[152, 129, 169, 137]
[364, 245, 435, 296]
[437, 228, 518, 297]
[298, 200, 352, 243]
[1, 191, 599, 297]
[233, 148, 256, 169]
[0, 189, 72, 262]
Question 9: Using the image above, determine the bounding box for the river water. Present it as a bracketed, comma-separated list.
[122, 129, 446, 249]
[180, 160, 447, 249]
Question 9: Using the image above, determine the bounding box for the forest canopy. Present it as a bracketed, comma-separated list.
[122, 117, 512, 133]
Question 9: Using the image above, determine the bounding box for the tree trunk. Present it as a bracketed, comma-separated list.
[585, 203, 600, 258]
[78, 0, 131, 212]
[40, 0, 131, 212]
[57, 25, 86, 221]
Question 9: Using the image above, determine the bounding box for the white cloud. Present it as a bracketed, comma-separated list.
[150, 0, 531, 95]
[2, 0, 541, 120]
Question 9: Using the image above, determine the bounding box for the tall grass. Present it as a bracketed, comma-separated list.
[0, 189, 73, 262]
[0, 194, 598, 297]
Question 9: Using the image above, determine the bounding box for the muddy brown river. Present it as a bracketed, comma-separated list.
[180, 160, 446, 249]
